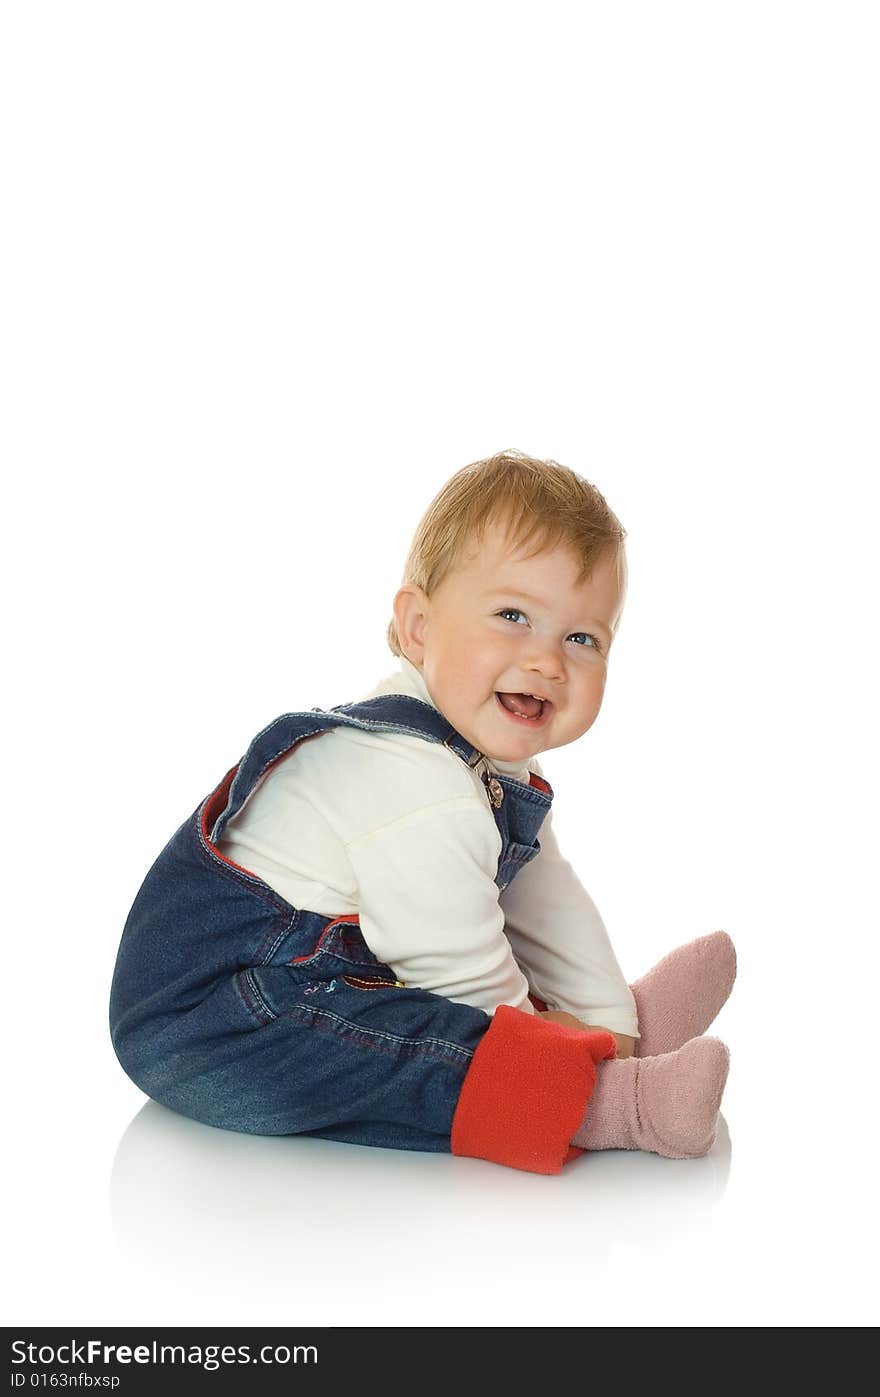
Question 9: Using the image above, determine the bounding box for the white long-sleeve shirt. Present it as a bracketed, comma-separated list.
[217, 656, 639, 1037]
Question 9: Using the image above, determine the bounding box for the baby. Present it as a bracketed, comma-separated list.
[110, 449, 733, 1174]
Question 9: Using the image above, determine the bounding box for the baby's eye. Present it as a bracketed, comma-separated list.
[496, 610, 601, 652]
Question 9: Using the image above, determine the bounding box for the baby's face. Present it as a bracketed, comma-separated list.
[394, 517, 626, 763]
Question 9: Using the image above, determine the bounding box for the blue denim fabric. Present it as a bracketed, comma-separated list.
[110, 694, 553, 1154]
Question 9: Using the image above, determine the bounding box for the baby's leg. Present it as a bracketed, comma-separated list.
[630, 931, 736, 1057]
[572, 1036, 730, 1158]
[119, 954, 617, 1175]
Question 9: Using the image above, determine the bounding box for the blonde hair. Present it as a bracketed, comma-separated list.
[387, 448, 627, 657]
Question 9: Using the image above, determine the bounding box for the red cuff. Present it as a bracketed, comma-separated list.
[450, 1005, 617, 1174]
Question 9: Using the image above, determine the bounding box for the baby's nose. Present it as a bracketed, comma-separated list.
[525, 639, 565, 680]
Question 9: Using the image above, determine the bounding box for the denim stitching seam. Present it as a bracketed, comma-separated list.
[240, 969, 277, 1025]
[259, 908, 300, 966]
[194, 806, 296, 909]
[290, 944, 405, 974]
[286, 1002, 475, 1062]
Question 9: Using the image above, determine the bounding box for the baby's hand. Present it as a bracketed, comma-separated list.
[537, 1009, 635, 1058]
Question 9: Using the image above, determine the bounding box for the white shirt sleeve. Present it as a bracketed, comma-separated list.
[498, 801, 640, 1038]
[344, 796, 536, 1016]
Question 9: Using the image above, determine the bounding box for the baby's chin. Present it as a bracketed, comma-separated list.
[480, 719, 557, 765]
[442, 698, 557, 761]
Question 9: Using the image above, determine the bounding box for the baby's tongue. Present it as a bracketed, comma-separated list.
[497, 692, 542, 718]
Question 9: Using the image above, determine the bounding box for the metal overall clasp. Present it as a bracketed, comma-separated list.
[443, 736, 504, 808]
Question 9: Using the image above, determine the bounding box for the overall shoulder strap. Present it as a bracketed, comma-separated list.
[209, 695, 482, 842]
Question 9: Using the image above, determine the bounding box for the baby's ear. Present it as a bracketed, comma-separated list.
[393, 584, 429, 663]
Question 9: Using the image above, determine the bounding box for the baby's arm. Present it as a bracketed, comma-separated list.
[499, 795, 640, 1044]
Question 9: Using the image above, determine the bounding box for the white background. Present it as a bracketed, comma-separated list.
[3, 1, 878, 1328]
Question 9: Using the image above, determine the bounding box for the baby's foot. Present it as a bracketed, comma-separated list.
[630, 930, 736, 1057]
[572, 1036, 730, 1159]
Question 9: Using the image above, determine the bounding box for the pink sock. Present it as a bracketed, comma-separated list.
[630, 931, 736, 1057]
[572, 1036, 730, 1159]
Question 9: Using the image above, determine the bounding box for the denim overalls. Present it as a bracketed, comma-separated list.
[110, 693, 589, 1163]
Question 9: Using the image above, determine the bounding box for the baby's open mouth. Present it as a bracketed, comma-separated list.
[496, 692, 549, 722]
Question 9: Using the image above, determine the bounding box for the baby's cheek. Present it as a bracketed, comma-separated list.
[445, 658, 479, 692]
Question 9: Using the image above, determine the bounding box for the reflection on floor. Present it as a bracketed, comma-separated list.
[109, 1099, 731, 1322]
